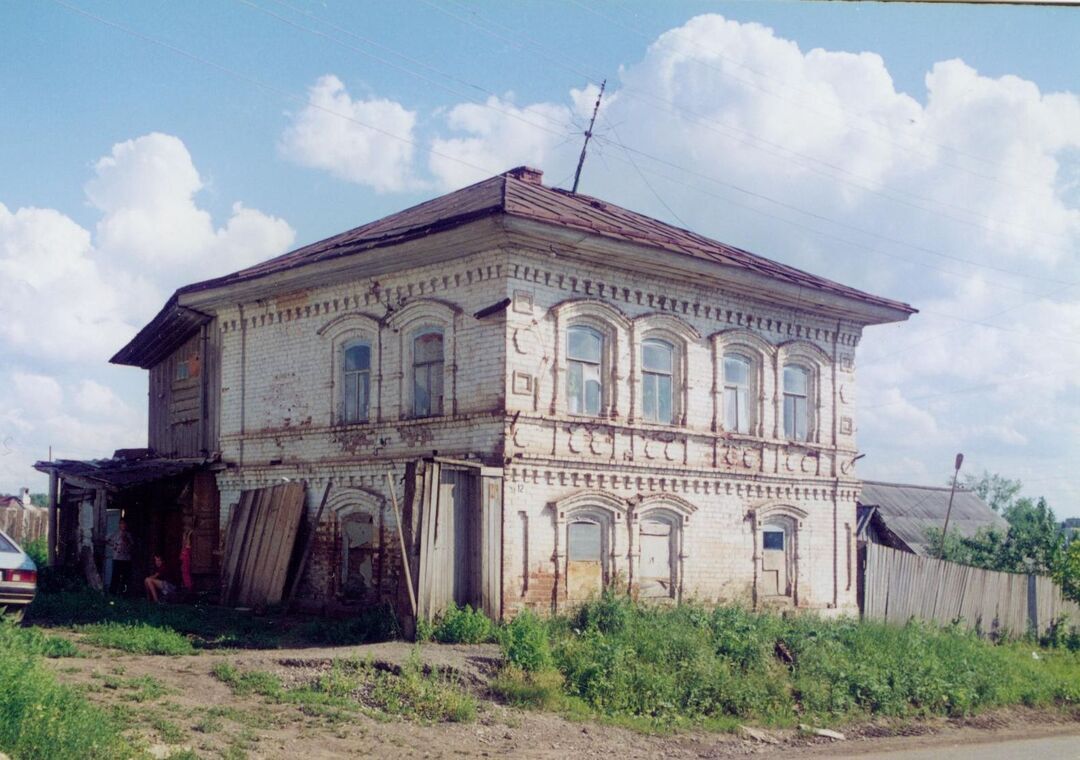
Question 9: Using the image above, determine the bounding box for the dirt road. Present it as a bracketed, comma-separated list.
[44, 636, 1080, 759]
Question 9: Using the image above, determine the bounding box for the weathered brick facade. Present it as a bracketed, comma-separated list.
[123, 168, 913, 619]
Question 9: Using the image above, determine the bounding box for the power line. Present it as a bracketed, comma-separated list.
[598, 113, 688, 228]
[242, 0, 574, 138]
[591, 134, 1077, 287]
[423, 0, 1075, 249]
[572, 0, 1056, 191]
[50, 0, 505, 180]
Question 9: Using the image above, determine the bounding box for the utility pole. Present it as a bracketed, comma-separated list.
[571, 79, 606, 194]
[939, 453, 964, 558]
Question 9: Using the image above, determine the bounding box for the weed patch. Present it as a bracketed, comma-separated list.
[499, 595, 1080, 729]
[80, 622, 196, 655]
[0, 619, 134, 758]
[422, 603, 496, 644]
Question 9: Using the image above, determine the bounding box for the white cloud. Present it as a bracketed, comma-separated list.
[0, 133, 294, 495]
[279, 75, 421, 193]
[88, 133, 295, 278]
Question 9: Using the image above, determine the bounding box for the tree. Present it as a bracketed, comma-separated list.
[960, 470, 1022, 514]
[30, 492, 47, 508]
[1056, 540, 1080, 604]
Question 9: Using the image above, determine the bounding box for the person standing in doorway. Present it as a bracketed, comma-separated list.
[107, 519, 133, 595]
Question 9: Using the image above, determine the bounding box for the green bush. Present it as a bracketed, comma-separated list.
[429, 603, 496, 644]
[22, 536, 48, 569]
[499, 609, 552, 672]
[0, 620, 132, 758]
[502, 599, 1080, 728]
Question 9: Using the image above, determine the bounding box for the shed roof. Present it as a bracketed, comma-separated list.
[113, 166, 915, 367]
[33, 451, 207, 493]
[858, 480, 1008, 556]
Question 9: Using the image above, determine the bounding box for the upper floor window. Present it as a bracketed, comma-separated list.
[723, 354, 751, 434]
[342, 341, 371, 423]
[567, 325, 603, 416]
[641, 339, 674, 424]
[413, 330, 444, 417]
[783, 364, 810, 441]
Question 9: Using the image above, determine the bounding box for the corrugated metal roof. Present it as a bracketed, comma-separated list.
[858, 480, 1008, 556]
[113, 166, 916, 367]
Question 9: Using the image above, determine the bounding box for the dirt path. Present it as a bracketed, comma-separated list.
[44, 637, 1080, 759]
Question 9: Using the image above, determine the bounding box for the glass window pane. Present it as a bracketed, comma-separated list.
[763, 531, 784, 550]
[658, 375, 672, 423]
[795, 398, 806, 440]
[784, 365, 808, 394]
[414, 366, 430, 416]
[724, 387, 738, 431]
[430, 361, 444, 415]
[784, 396, 794, 438]
[357, 372, 369, 421]
[642, 340, 672, 373]
[724, 355, 748, 386]
[344, 343, 370, 371]
[585, 378, 601, 416]
[567, 362, 583, 414]
[643, 374, 657, 420]
[344, 373, 359, 422]
[568, 326, 601, 362]
[414, 331, 443, 363]
[736, 388, 748, 433]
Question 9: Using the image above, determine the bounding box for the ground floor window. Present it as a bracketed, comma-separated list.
[567, 519, 604, 600]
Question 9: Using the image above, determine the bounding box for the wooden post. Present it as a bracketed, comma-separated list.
[47, 470, 58, 566]
[938, 453, 964, 558]
[386, 471, 417, 621]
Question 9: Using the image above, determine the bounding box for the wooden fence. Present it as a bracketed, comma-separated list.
[863, 542, 1080, 637]
[0, 506, 49, 548]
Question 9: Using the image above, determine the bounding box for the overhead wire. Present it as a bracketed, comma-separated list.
[423, 0, 1076, 250]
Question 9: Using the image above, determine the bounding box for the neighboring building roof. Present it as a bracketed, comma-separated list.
[34, 450, 208, 493]
[857, 480, 1009, 556]
[112, 166, 916, 368]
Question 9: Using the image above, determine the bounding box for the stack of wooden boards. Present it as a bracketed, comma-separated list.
[221, 481, 306, 607]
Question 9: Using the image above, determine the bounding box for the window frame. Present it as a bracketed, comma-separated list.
[782, 363, 812, 442]
[640, 337, 675, 425]
[341, 339, 372, 424]
[412, 327, 445, 418]
[722, 352, 753, 434]
[566, 324, 605, 418]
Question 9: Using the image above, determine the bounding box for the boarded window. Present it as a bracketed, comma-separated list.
[567, 520, 603, 600]
[341, 513, 375, 601]
[639, 518, 674, 598]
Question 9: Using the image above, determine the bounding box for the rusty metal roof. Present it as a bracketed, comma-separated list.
[113, 166, 915, 367]
[34, 452, 207, 493]
[858, 480, 1008, 556]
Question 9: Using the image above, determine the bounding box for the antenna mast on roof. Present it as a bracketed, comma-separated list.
[571, 79, 606, 194]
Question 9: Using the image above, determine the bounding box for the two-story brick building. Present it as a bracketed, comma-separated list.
[43, 166, 914, 620]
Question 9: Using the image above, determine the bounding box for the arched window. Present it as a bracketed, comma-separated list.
[567, 518, 604, 600]
[723, 353, 751, 434]
[413, 329, 444, 417]
[342, 341, 371, 423]
[783, 364, 810, 441]
[567, 325, 603, 416]
[641, 339, 674, 424]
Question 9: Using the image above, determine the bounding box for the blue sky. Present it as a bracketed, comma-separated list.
[2, 1, 1078, 516]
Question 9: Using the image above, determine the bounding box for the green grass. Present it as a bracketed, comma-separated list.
[29, 589, 398, 650]
[493, 594, 1080, 730]
[0, 618, 134, 759]
[80, 621, 196, 655]
[212, 653, 477, 724]
[420, 603, 497, 644]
